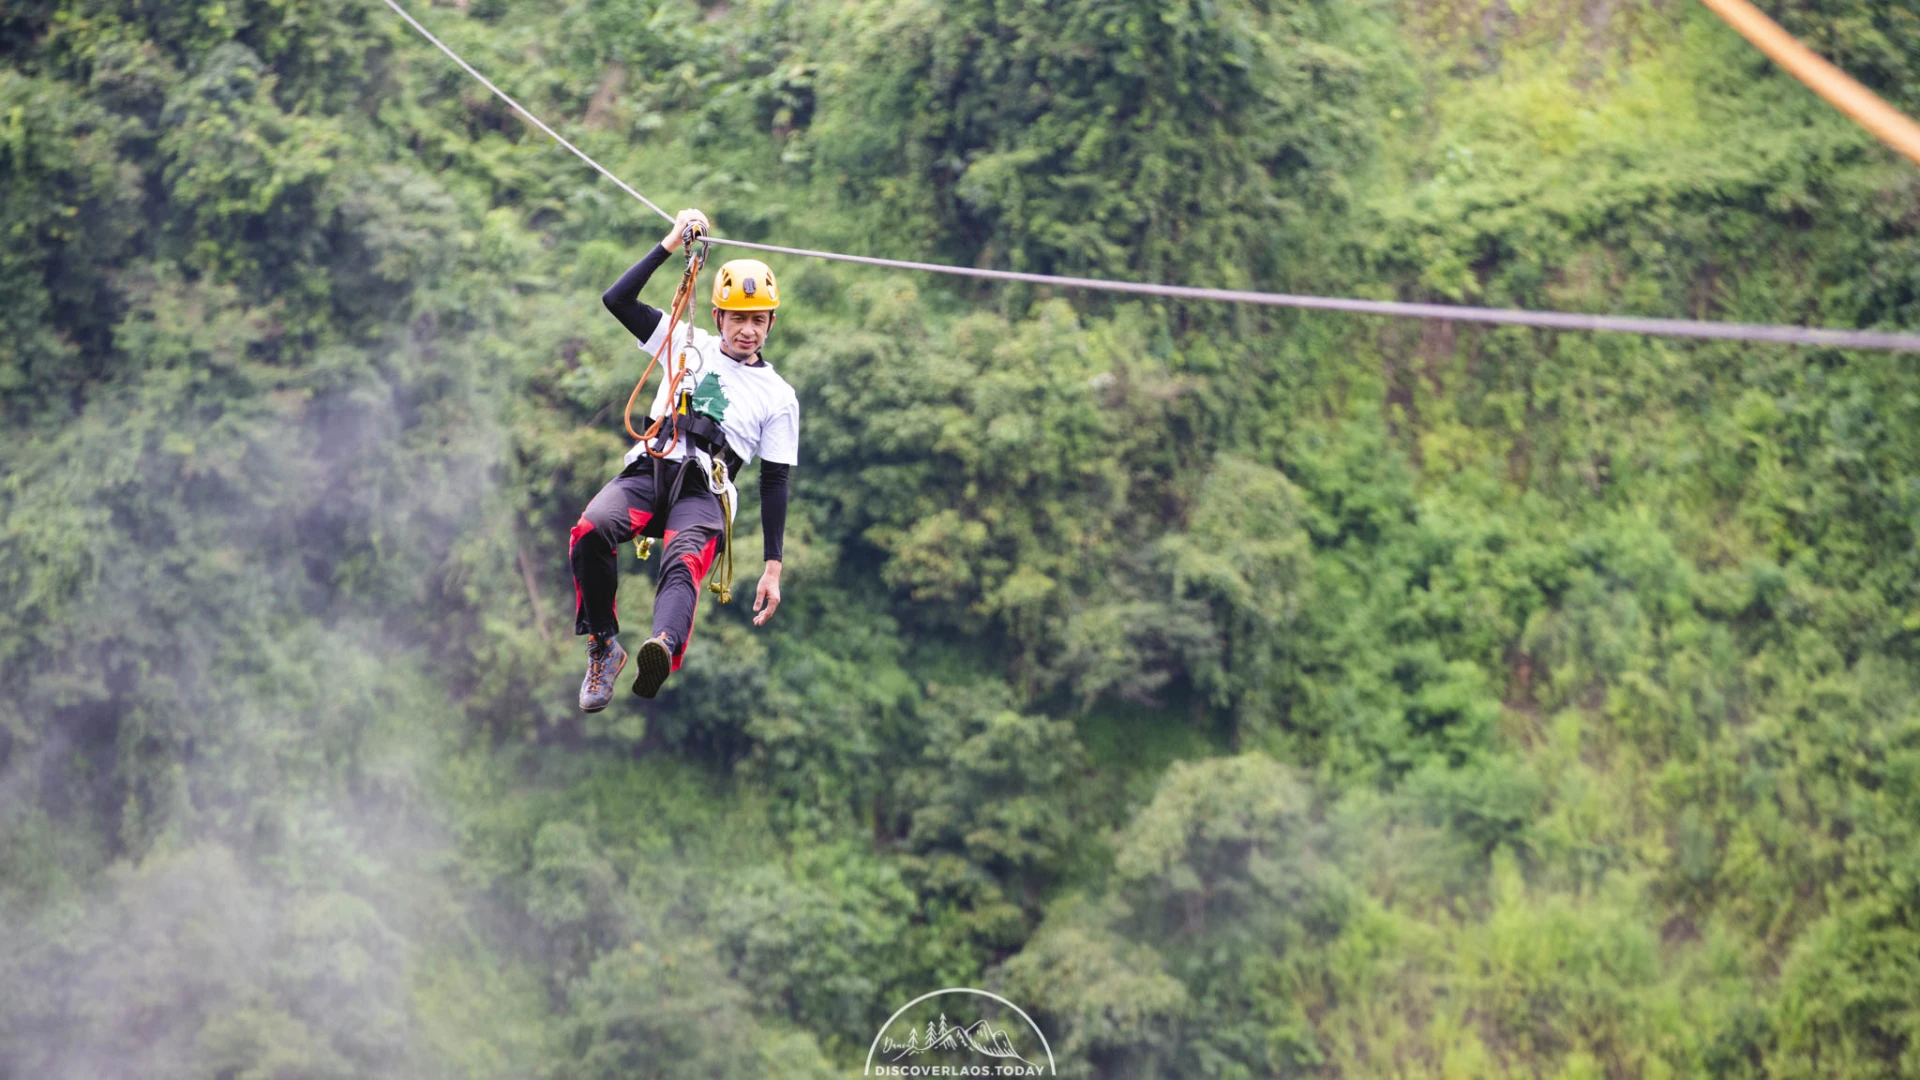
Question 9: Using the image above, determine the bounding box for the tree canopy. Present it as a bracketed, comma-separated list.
[4, 0, 1920, 1076]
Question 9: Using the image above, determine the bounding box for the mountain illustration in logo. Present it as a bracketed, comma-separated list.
[881, 1013, 1037, 1067]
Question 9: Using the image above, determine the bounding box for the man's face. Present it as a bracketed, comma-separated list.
[714, 309, 774, 358]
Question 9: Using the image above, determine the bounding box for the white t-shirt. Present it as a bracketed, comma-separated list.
[625, 319, 801, 499]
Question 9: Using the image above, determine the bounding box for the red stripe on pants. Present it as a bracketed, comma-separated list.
[670, 536, 720, 672]
[569, 517, 595, 626]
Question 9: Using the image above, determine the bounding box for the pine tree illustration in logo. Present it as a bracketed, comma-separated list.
[690, 371, 729, 420]
[880, 1011, 1039, 1067]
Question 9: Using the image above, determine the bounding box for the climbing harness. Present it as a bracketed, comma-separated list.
[629, 460, 735, 604]
[378, 0, 1920, 353]
[637, 399, 740, 605]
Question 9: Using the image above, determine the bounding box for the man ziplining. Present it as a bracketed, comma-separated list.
[570, 208, 799, 710]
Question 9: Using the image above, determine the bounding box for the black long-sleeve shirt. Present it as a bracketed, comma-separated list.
[602, 243, 673, 341]
[758, 462, 789, 563]
[604, 246, 791, 562]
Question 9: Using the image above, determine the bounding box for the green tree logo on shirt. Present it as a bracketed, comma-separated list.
[690, 371, 729, 420]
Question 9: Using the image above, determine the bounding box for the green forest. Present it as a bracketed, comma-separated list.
[5, 0, 1920, 1075]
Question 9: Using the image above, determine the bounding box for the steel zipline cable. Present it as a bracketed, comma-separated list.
[379, 0, 674, 221]
[379, 0, 1920, 353]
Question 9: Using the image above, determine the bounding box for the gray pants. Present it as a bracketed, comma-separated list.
[569, 458, 724, 672]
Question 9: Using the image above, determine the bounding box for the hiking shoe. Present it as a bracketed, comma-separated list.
[579, 635, 627, 712]
[630, 633, 675, 699]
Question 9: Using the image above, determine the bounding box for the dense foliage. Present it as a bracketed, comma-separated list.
[4, 0, 1919, 1076]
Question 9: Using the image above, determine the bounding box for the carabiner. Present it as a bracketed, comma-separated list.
[681, 224, 710, 275]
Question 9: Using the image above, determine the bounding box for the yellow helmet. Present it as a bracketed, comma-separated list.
[712, 259, 780, 312]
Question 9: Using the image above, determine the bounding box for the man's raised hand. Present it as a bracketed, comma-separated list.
[662, 208, 710, 252]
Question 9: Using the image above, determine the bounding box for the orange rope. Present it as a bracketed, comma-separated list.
[1698, 0, 1920, 168]
[622, 241, 708, 459]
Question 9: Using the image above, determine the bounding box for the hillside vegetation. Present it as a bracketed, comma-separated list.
[3, 0, 1919, 1076]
